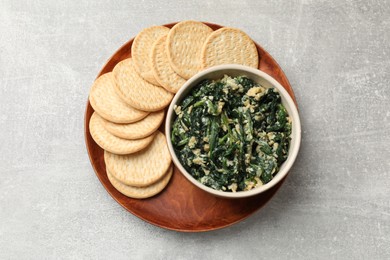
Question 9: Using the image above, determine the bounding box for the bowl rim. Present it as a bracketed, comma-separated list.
[165, 64, 301, 198]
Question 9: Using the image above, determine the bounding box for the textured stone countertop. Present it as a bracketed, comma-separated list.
[1, 0, 389, 259]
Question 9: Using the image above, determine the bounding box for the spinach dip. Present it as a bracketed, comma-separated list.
[171, 75, 291, 192]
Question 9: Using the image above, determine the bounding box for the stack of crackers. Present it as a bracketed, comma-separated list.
[89, 20, 259, 199]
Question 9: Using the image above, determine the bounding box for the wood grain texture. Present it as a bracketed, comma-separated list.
[84, 22, 297, 232]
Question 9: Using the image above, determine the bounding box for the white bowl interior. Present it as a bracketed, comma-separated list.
[166, 64, 301, 198]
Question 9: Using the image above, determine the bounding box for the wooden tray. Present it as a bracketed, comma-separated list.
[84, 22, 297, 232]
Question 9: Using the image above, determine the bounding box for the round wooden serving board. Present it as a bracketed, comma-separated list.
[84, 22, 297, 232]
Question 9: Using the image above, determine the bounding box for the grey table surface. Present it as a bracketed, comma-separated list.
[1, 0, 389, 259]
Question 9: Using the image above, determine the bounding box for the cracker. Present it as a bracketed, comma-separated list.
[113, 58, 173, 112]
[201, 27, 259, 69]
[132, 26, 170, 85]
[89, 112, 155, 155]
[107, 165, 172, 199]
[104, 131, 171, 187]
[102, 110, 165, 140]
[89, 72, 148, 123]
[166, 20, 213, 79]
[151, 35, 186, 93]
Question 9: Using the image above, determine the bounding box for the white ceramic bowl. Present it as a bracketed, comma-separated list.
[165, 64, 301, 198]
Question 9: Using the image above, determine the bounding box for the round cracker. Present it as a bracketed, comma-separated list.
[102, 110, 165, 140]
[89, 112, 155, 155]
[113, 58, 173, 112]
[151, 35, 186, 93]
[104, 131, 171, 187]
[166, 20, 213, 79]
[107, 165, 172, 199]
[132, 26, 170, 85]
[89, 73, 148, 123]
[201, 27, 259, 69]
